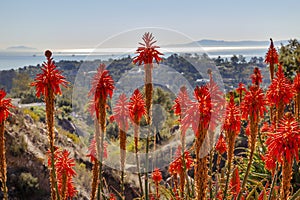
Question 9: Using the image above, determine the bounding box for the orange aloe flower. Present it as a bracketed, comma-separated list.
[128, 89, 146, 195]
[266, 65, 294, 109]
[265, 114, 300, 165]
[55, 150, 77, 199]
[88, 63, 115, 200]
[251, 67, 263, 86]
[31, 50, 68, 200]
[293, 71, 300, 93]
[152, 168, 162, 199]
[230, 167, 241, 199]
[129, 89, 146, 123]
[152, 168, 162, 183]
[293, 71, 300, 120]
[87, 137, 108, 162]
[181, 85, 212, 135]
[215, 133, 227, 155]
[31, 50, 68, 98]
[265, 38, 279, 80]
[222, 93, 240, 198]
[133, 32, 163, 198]
[88, 64, 115, 120]
[265, 113, 300, 199]
[169, 147, 193, 176]
[241, 86, 266, 122]
[111, 94, 130, 131]
[0, 90, 13, 123]
[0, 89, 13, 200]
[86, 136, 107, 200]
[236, 82, 247, 104]
[172, 86, 191, 120]
[110, 93, 130, 197]
[223, 94, 241, 136]
[133, 32, 163, 65]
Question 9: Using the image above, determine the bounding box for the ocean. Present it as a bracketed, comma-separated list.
[0, 46, 270, 71]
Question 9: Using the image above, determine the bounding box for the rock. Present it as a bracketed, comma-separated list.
[24, 114, 34, 124]
[57, 118, 76, 134]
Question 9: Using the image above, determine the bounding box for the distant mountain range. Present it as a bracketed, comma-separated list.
[6, 46, 37, 51]
[166, 39, 288, 47]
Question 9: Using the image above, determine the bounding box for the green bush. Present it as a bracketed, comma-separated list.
[18, 172, 39, 194]
[10, 136, 27, 156]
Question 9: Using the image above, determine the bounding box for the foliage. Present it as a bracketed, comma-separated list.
[279, 39, 300, 78]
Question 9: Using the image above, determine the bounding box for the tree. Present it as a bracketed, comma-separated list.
[11, 73, 32, 97]
[238, 55, 246, 64]
[230, 55, 239, 65]
[279, 39, 300, 78]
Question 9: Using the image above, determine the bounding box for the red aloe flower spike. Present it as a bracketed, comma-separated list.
[87, 137, 108, 163]
[251, 67, 263, 86]
[265, 113, 300, 165]
[181, 85, 211, 200]
[169, 147, 193, 176]
[0, 89, 13, 200]
[241, 86, 266, 122]
[237, 68, 266, 200]
[223, 93, 241, 136]
[86, 135, 108, 200]
[172, 86, 192, 156]
[152, 168, 162, 183]
[230, 167, 241, 199]
[109, 193, 116, 200]
[266, 65, 294, 121]
[265, 38, 279, 80]
[293, 71, 300, 120]
[172, 86, 192, 198]
[88, 63, 115, 200]
[222, 93, 241, 198]
[110, 93, 130, 197]
[31, 50, 68, 200]
[87, 136, 99, 200]
[88, 64, 115, 120]
[0, 90, 13, 123]
[172, 86, 191, 119]
[133, 32, 163, 65]
[128, 89, 146, 195]
[111, 94, 130, 131]
[31, 50, 68, 98]
[236, 82, 247, 104]
[181, 85, 212, 135]
[55, 150, 77, 199]
[261, 152, 276, 174]
[129, 89, 146, 123]
[215, 133, 227, 155]
[151, 168, 162, 199]
[265, 113, 300, 199]
[133, 32, 163, 198]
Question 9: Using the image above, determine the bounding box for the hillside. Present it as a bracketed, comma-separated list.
[1, 106, 139, 199]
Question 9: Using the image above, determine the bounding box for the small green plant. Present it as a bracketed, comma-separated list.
[18, 172, 39, 194]
[23, 108, 40, 122]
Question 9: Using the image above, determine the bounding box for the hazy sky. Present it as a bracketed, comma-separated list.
[0, 0, 299, 50]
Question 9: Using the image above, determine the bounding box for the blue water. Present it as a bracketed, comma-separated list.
[0, 51, 123, 70]
[0, 46, 268, 70]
